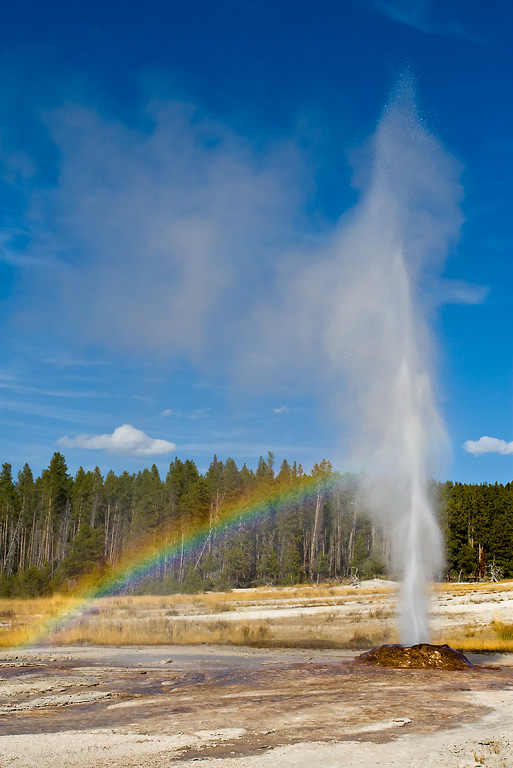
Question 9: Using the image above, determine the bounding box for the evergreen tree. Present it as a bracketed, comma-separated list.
[0, 463, 21, 575]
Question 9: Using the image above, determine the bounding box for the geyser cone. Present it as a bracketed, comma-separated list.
[354, 644, 476, 670]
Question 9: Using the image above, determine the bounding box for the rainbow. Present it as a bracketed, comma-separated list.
[22, 472, 339, 647]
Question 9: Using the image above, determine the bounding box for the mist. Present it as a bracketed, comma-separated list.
[337, 83, 463, 643]
[256, 80, 464, 643]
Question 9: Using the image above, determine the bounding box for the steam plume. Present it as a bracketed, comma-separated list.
[330, 82, 463, 643]
[258, 79, 463, 643]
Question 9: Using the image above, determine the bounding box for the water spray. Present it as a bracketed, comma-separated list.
[322, 78, 463, 645]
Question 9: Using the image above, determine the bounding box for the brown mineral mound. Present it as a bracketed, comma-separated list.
[353, 643, 476, 670]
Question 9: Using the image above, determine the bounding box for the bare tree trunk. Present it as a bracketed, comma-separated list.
[5, 514, 22, 576]
[309, 493, 323, 579]
[0, 518, 6, 571]
[335, 493, 343, 576]
[55, 501, 71, 567]
[104, 502, 111, 560]
[27, 511, 36, 568]
[347, 494, 358, 570]
[42, 502, 52, 565]
[19, 526, 26, 572]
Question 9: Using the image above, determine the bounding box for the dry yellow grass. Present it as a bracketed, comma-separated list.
[37, 613, 398, 650]
[0, 584, 397, 649]
[433, 621, 513, 653]
[1, 580, 512, 652]
[435, 580, 513, 593]
[0, 594, 84, 647]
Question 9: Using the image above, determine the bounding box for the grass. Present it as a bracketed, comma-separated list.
[49, 617, 274, 648]
[44, 614, 396, 650]
[430, 580, 513, 652]
[433, 621, 513, 653]
[0, 586, 397, 649]
[1, 580, 512, 652]
[0, 594, 86, 647]
[434, 580, 513, 595]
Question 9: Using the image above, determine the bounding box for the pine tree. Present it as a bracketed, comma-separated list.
[0, 464, 21, 575]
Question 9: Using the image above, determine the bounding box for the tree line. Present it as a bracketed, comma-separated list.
[0, 452, 511, 597]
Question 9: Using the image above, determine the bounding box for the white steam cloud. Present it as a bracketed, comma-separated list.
[463, 436, 513, 456]
[330, 83, 462, 644]
[252, 80, 463, 644]
[24, 100, 304, 362]
[59, 424, 175, 456]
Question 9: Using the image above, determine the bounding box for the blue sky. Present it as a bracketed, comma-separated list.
[0, 0, 511, 484]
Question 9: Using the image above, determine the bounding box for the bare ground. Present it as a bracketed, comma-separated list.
[0, 644, 512, 768]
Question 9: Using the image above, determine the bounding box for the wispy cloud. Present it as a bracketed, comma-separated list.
[0, 380, 107, 399]
[161, 407, 211, 419]
[438, 279, 490, 305]
[463, 436, 513, 456]
[189, 408, 211, 420]
[42, 356, 112, 368]
[273, 406, 290, 414]
[0, 397, 111, 425]
[178, 441, 312, 458]
[361, 0, 486, 41]
[17, 99, 305, 366]
[372, 0, 432, 32]
[58, 424, 175, 456]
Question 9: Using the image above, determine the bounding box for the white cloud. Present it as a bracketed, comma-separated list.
[463, 436, 513, 456]
[58, 424, 175, 456]
[273, 406, 290, 414]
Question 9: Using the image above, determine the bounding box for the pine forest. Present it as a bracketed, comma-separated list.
[0, 453, 512, 598]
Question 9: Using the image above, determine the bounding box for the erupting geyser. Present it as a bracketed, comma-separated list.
[257, 76, 463, 646]
[321, 77, 463, 645]
[347, 81, 463, 646]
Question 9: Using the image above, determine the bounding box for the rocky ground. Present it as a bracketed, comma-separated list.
[0, 644, 512, 768]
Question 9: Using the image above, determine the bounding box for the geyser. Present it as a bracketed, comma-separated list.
[272, 78, 464, 645]
[250, 76, 463, 646]
[337, 81, 463, 645]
